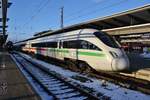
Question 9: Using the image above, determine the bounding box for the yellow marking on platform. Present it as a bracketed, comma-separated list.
[120, 69, 150, 81]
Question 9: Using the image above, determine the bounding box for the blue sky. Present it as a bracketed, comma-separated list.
[7, 0, 150, 42]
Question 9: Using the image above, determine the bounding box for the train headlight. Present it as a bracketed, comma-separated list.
[109, 51, 118, 58]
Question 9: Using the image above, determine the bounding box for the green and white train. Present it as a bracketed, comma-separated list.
[14, 28, 130, 72]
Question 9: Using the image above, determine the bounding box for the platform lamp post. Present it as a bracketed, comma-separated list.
[60, 7, 64, 29]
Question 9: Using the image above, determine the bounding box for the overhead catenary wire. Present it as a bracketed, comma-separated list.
[64, 0, 105, 19]
[65, 0, 129, 24]
[9, 0, 44, 32]
[9, 0, 51, 43]
[21, 0, 51, 29]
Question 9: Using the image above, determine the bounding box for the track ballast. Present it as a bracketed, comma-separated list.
[31, 52, 150, 95]
[11, 52, 108, 100]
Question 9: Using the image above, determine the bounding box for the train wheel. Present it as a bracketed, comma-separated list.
[66, 59, 79, 72]
[78, 61, 91, 74]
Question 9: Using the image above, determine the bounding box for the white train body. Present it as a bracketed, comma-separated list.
[15, 29, 129, 71]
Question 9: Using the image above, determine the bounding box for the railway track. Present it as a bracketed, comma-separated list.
[11, 52, 108, 100]
[27, 52, 150, 95]
[89, 71, 150, 95]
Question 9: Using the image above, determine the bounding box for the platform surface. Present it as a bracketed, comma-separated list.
[128, 53, 150, 71]
[120, 53, 150, 81]
[0, 52, 40, 100]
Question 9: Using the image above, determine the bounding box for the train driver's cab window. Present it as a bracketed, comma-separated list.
[94, 32, 119, 48]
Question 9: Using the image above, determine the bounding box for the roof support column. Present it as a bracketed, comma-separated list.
[2, 0, 8, 45]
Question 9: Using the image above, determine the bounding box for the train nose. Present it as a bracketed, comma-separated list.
[112, 57, 129, 71]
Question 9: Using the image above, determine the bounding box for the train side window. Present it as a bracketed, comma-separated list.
[79, 40, 101, 51]
[46, 42, 57, 48]
[32, 42, 57, 48]
[20, 44, 26, 47]
[63, 41, 68, 48]
[79, 40, 88, 49]
[41, 42, 46, 47]
[32, 43, 38, 47]
[63, 41, 77, 48]
[70, 41, 77, 48]
[62, 40, 101, 51]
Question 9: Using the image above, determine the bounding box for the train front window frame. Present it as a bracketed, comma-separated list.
[94, 32, 119, 48]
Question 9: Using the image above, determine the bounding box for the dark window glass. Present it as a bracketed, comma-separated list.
[79, 40, 101, 51]
[20, 43, 26, 47]
[63, 41, 77, 48]
[32, 42, 57, 48]
[80, 40, 87, 49]
[94, 32, 119, 48]
[63, 40, 101, 51]
[46, 42, 57, 48]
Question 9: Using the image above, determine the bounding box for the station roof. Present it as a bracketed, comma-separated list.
[34, 4, 150, 37]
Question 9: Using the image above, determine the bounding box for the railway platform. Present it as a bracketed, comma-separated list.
[120, 53, 150, 81]
[0, 51, 40, 100]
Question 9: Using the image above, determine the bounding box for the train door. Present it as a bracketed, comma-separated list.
[67, 40, 77, 60]
[57, 40, 64, 60]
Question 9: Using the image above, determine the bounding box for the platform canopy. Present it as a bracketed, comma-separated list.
[34, 4, 150, 37]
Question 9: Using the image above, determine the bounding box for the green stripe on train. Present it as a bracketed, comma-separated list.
[148, 48, 150, 52]
[56, 49, 69, 53]
[47, 48, 105, 57]
[48, 48, 69, 53]
[78, 51, 105, 57]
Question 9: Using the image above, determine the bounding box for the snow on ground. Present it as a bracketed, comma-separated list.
[20, 53, 150, 100]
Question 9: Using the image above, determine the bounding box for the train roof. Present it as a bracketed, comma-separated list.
[14, 28, 85, 43]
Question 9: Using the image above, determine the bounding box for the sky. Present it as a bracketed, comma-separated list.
[7, 0, 150, 42]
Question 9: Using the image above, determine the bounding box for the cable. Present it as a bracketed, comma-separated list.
[22, 0, 51, 29]
[9, 0, 46, 33]
[65, 0, 129, 24]
[64, 0, 105, 19]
